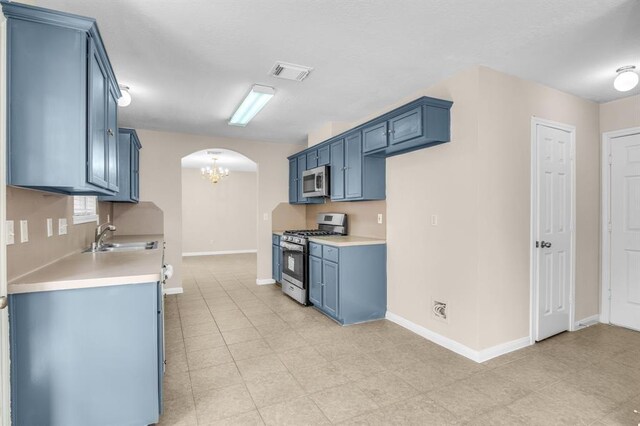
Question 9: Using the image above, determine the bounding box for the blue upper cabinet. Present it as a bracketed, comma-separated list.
[287, 96, 451, 204]
[344, 132, 363, 199]
[288, 158, 298, 203]
[329, 139, 345, 200]
[99, 129, 142, 203]
[296, 154, 307, 203]
[361, 97, 452, 157]
[3, 2, 121, 195]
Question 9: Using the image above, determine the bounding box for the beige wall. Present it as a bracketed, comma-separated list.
[306, 200, 387, 239]
[181, 169, 257, 254]
[6, 186, 112, 281]
[475, 67, 600, 348]
[306, 65, 602, 351]
[112, 202, 164, 236]
[599, 94, 640, 133]
[136, 129, 302, 289]
[272, 203, 307, 232]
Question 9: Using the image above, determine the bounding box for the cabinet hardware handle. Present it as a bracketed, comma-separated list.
[107, 129, 114, 136]
[0, 296, 7, 310]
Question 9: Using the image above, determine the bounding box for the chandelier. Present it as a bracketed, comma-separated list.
[200, 157, 229, 184]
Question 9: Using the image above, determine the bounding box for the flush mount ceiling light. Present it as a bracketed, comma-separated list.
[118, 85, 132, 107]
[228, 84, 275, 127]
[613, 66, 639, 92]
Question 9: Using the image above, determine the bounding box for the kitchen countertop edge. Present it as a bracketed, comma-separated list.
[8, 234, 165, 295]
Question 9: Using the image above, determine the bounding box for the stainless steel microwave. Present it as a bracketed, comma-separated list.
[302, 166, 329, 198]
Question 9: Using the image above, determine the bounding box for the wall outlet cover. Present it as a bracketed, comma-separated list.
[58, 218, 68, 235]
[47, 218, 53, 237]
[20, 220, 28, 243]
[377, 213, 383, 224]
[432, 300, 448, 323]
[431, 215, 438, 226]
[6, 220, 14, 245]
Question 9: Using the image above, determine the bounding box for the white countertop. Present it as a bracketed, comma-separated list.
[308, 235, 386, 247]
[8, 234, 164, 295]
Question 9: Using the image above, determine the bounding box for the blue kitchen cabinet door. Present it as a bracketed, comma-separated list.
[309, 255, 323, 307]
[87, 40, 110, 190]
[296, 155, 308, 203]
[272, 244, 282, 282]
[317, 145, 330, 166]
[363, 121, 388, 154]
[345, 132, 363, 199]
[9, 282, 161, 426]
[306, 150, 318, 169]
[106, 87, 119, 192]
[322, 260, 339, 317]
[330, 139, 345, 200]
[288, 158, 298, 203]
[389, 106, 423, 146]
[4, 3, 121, 195]
[156, 282, 165, 415]
[99, 129, 142, 203]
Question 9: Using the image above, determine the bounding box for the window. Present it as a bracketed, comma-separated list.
[72, 196, 99, 224]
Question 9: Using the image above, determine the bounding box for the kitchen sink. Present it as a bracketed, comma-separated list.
[84, 241, 158, 253]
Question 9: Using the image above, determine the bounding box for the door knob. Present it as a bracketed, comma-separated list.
[541, 241, 552, 248]
[0, 296, 7, 310]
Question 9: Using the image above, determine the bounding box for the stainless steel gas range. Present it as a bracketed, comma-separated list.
[280, 213, 347, 305]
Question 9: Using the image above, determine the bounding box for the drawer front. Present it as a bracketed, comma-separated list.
[272, 234, 280, 245]
[309, 242, 323, 258]
[323, 245, 339, 262]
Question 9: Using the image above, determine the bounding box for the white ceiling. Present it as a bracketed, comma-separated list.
[181, 148, 256, 172]
[35, 0, 640, 145]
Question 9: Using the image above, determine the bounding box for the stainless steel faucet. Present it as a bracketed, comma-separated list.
[94, 223, 116, 249]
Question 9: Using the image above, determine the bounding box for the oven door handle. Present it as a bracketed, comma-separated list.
[280, 242, 304, 252]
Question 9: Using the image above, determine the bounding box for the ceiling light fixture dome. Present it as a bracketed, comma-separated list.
[118, 85, 132, 107]
[614, 66, 639, 92]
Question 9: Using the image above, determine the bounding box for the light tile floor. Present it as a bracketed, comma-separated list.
[160, 254, 640, 425]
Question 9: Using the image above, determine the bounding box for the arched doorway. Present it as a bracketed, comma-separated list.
[180, 148, 258, 260]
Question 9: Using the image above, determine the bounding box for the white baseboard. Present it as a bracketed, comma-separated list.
[164, 287, 184, 295]
[182, 249, 257, 257]
[256, 278, 275, 285]
[574, 314, 600, 329]
[386, 311, 531, 363]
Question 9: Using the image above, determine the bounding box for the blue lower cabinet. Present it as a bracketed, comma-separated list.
[308, 242, 386, 324]
[272, 234, 282, 282]
[9, 282, 163, 426]
[309, 255, 323, 306]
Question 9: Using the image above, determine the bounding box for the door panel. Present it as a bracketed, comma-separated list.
[87, 43, 109, 189]
[106, 88, 119, 192]
[363, 122, 387, 153]
[306, 150, 318, 169]
[317, 145, 330, 166]
[536, 124, 572, 341]
[330, 140, 345, 200]
[345, 133, 362, 199]
[390, 107, 423, 145]
[297, 155, 307, 203]
[610, 133, 640, 331]
[288, 158, 297, 203]
[309, 256, 322, 307]
[322, 260, 339, 317]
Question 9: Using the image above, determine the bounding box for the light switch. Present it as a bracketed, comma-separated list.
[263, 213, 269, 221]
[377, 214, 383, 224]
[431, 215, 438, 226]
[6, 221, 14, 245]
[20, 220, 28, 243]
[58, 218, 68, 235]
[47, 218, 53, 237]
[107, 214, 110, 223]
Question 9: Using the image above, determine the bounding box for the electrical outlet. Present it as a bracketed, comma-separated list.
[47, 218, 53, 237]
[6, 221, 14, 245]
[431, 214, 438, 226]
[263, 213, 269, 221]
[20, 220, 29, 243]
[107, 214, 110, 223]
[377, 213, 383, 224]
[58, 218, 68, 235]
[432, 300, 448, 322]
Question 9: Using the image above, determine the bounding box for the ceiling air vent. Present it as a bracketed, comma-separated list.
[269, 61, 313, 82]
